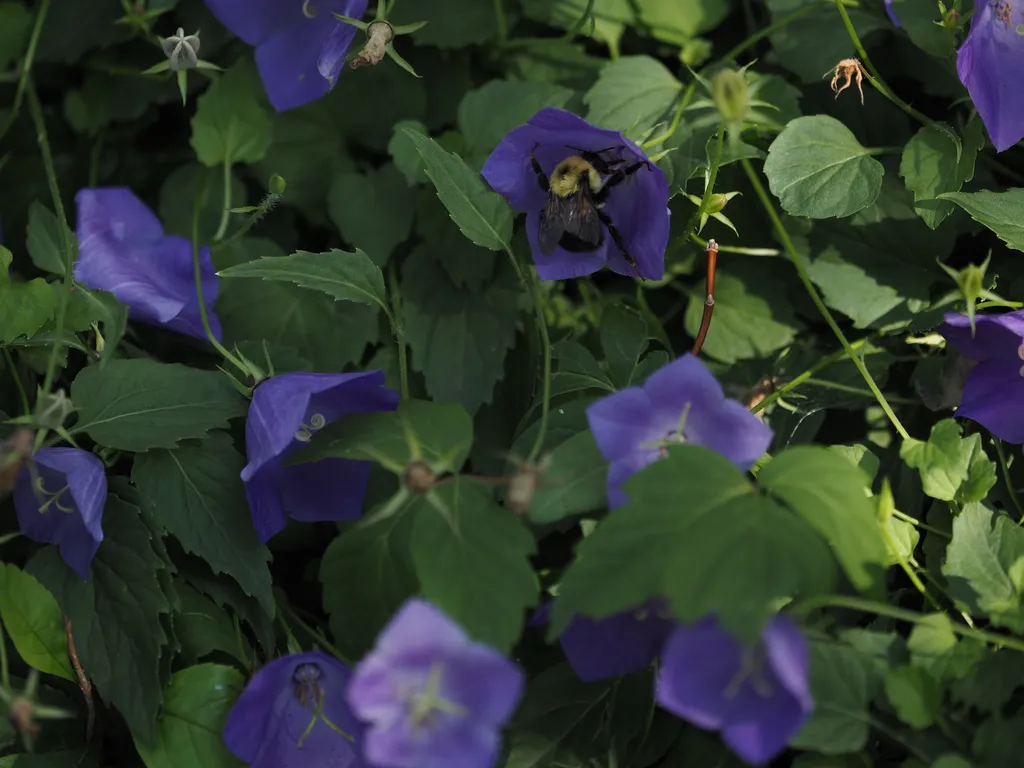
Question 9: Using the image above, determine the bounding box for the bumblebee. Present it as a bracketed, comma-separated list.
[529, 144, 651, 276]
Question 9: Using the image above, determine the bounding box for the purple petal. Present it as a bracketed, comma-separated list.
[656, 616, 740, 730]
[480, 124, 551, 212]
[318, 22, 360, 87]
[957, 0, 1024, 151]
[204, 0, 299, 45]
[559, 606, 673, 681]
[938, 310, 1024, 362]
[884, 0, 902, 26]
[762, 615, 813, 714]
[957, 358, 1024, 442]
[241, 370, 399, 542]
[586, 387, 660, 464]
[13, 448, 107, 580]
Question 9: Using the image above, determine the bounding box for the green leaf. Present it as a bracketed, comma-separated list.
[390, 0, 498, 48]
[320, 513, 419, 659]
[402, 248, 520, 416]
[457, 79, 574, 156]
[940, 188, 1024, 253]
[0, 247, 56, 342]
[764, 115, 884, 219]
[884, 665, 942, 729]
[327, 164, 418, 266]
[900, 420, 997, 504]
[30, 496, 171, 746]
[528, 431, 609, 524]
[71, 359, 246, 452]
[520, 0, 634, 49]
[158, 163, 249, 242]
[174, 584, 252, 666]
[637, 0, 729, 44]
[760, 446, 886, 592]
[0, 563, 73, 680]
[190, 59, 272, 167]
[298, 399, 474, 475]
[683, 266, 802, 363]
[550, 446, 835, 643]
[906, 612, 984, 683]
[131, 433, 274, 615]
[389, 119, 429, 185]
[900, 121, 985, 229]
[599, 305, 650, 388]
[414, 194, 499, 291]
[26, 201, 73, 275]
[0, 2, 31, 70]
[584, 56, 682, 139]
[410, 478, 537, 652]
[134, 664, 245, 768]
[942, 502, 1024, 633]
[402, 128, 513, 251]
[791, 636, 881, 753]
[218, 248, 388, 314]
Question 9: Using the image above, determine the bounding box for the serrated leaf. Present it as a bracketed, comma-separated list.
[71, 359, 246, 452]
[900, 121, 985, 229]
[764, 115, 883, 219]
[402, 128, 513, 251]
[410, 478, 537, 652]
[0, 563, 73, 680]
[584, 56, 681, 140]
[131, 433, 274, 615]
[218, 248, 388, 313]
[30, 497, 171, 746]
[26, 201, 73, 275]
[942, 502, 1024, 633]
[298, 399, 474, 475]
[190, 60, 272, 167]
[0, 247, 56, 342]
[321, 513, 419, 659]
[900, 419, 997, 504]
[327, 164, 417, 266]
[550, 446, 835, 643]
[529, 431, 608, 524]
[174, 584, 252, 666]
[940, 188, 1024, 252]
[133, 663, 245, 768]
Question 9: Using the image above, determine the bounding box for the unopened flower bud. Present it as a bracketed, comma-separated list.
[705, 193, 731, 216]
[162, 27, 201, 71]
[711, 69, 749, 126]
[403, 461, 436, 494]
[269, 174, 287, 195]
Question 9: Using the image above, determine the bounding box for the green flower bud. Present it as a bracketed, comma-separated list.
[711, 69, 749, 126]
[269, 174, 287, 195]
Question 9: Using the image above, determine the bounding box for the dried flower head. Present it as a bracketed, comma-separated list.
[351, 20, 394, 69]
[828, 58, 868, 105]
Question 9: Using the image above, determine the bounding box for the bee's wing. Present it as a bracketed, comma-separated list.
[564, 191, 603, 249]
[539, 195, 568, 256]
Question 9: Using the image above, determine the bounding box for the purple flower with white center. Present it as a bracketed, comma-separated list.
[74, 188, 221, 342]
[586, 353, 773, 509]
[347, 598, 525, 768]
[481, 107, 669, 282]
[532, 600, 673, 682]
[204, 0, 369, 112]
[241, 370, 399, 542]
[223, 650, 368, 767]
[13, 448, 106, 581]
[656, 615, 813, 766]
[936, 310, 1024, 441]
[957, 0, 1024, 151]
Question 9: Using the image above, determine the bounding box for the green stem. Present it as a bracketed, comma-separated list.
[686, 125, 725, 237]
[892, 508, 950, 538]
[0, 0, 49, 144]
[716, 0, 830, 66]
[388, 261, 410, 400]
[752, 336, 872, 413]
[688, 233, 779, 257]
[802, 378, 918, 403]
[26, 81, 75, 401]
[0, 620, 9, 689]
[2, 349, 30, 417]
[792, 594, 1024, 655]
[213, 161, 232, 241]
[641, 83, 696, 149]
[277, 598, 351, 665]
[493, 0, 507, 44]
[739, 156, 911, 440]
[993, 439, 1024, 524]
[523, 266, 552, 464]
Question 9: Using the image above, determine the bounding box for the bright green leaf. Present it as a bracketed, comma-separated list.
[900, 121, 985, 229]
[940, 188, 1024, 253]
[0, 247, 56, 343]
[190, 60, 272, 167]
[900, 419, 997, 504]
[884, 665, 942, 729]
[907, 612, 985, 683]
[458, 79, 574, 156]
[0, 563, 73, 680]
[584, 56, 682, 139]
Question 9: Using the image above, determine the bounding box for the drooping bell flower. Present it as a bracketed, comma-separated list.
[74, 188, 221, 342]
[223, 650, 368, 767]
[656, 614, 813, 766]
[586, 353, 773, 508]
[936, 310, 1024, 441]
[481, 107, 669, 281]
[347, 599, 525, 768]
[240, 370, 399, 542]
[957, 0, 1024, 151]
[12, 448, 107, 580]
[531, 599, 674, 682]
[204, 0, 369, 111]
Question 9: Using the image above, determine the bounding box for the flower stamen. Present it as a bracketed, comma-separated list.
[723, 647, 774, 699]
[405, 661, 468, 734]
[294, 413, 327, 442]
[302, 0, 317, 18]
[33, 478, 75, 514]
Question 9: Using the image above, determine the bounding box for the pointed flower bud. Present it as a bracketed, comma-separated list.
[712, 69, 750, 126]
[161, 27, 200, 71]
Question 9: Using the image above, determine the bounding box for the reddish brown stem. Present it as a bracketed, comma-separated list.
[65, 618, 94, 741]
[691, 239, 718, 356]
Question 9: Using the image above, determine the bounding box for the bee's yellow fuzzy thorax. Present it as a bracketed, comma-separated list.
[550, 156, 602, 197]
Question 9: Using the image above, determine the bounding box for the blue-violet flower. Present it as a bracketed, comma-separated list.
[13, 448, 107, 581]
[74, 188, 221, 342]
[586, 353, 773, 508]
[241, 370, 399, 542]
[204, 0, 369, 112]
[347, 598, 525, 768]
[481, 107, 669, 281]
[223, 650, 368, 767]
[656, 614, 813, 766]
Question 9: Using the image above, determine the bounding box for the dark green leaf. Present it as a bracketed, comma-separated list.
[190, 59, 272, 167]
[327, 164, 418, 266]
[457, 79, 574, 156]
[390, 0, 498, 48]
[174, 583, 253, 666]
[584, 56, 682, 139]
[599, 304, 649, 388]
[26, 201, 72, 275]
[900, 120, 985, 229]
[528, 431, 608, 524]
[940, 188, 1024, 253]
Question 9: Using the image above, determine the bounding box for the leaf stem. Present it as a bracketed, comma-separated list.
[686, 125, 725, 238]
[739, 156, 910, 440]
[388, 261, 410, 400]
[0, 0, 49, 144]
[213, 160, 232, 241]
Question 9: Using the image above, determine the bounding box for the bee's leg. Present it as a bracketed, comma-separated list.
[565, 145, 624, 175]
[529, 143, 549, 192]
[593, 159, 655, 204]
[597, 209, 643, 279]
